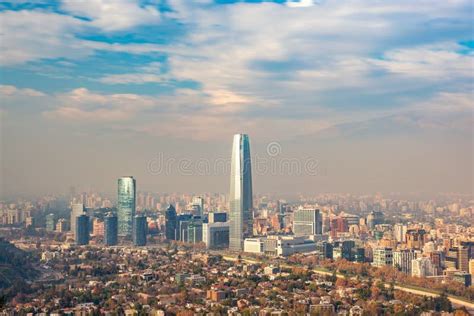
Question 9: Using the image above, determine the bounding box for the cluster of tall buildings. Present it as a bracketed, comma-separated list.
[164, 203, 230, 248]
[160, 134, 254, 251]
[66, 176, 146, 247]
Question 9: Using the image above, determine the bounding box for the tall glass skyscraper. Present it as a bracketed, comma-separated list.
[70, 203, 85, 240]
[229, 134, 253, 251]
[46, 213, 55, 231]
[76, 214, 90, 246]
[117, 176, 136, 237]
[133, 215, 147, 246]
[104, 213, 118, 246]
[165, 204, 177, 240]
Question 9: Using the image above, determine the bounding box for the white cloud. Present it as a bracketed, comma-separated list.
[416, 92, 474, 112]
[370, 43, 473, 80]
[0, 10, 90, 66]
[43, 88, 157, 122]
[160, 0, 472, 116]
[99, 73, 166, 84]
[0, 85, 46, 97]
[0, 7, 165, 66]
[2, 1, 473, 141]
[286, 0, 316, 8]
[98, 62, 167, 84]
[61, 0, 160, 32]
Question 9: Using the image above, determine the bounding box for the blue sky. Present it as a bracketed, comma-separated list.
[0, 0, 472, 196]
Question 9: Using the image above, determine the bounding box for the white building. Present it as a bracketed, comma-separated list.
[70, 203, 85, 240]
[244, 235, 316, 257]
[243, 238, 265, 254]
[412, 257, 435, 277]
[293, 208, 322, 236]
[275, 236, 317, 256]
[393, 223, 407, 243]
[373, 247, 393, 267]
[202, 222, 229, 249]
[393, 249, 417, 274]
[191, 196, 204, 217]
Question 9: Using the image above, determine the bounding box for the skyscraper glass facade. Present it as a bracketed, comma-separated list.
[46, 213, 55, 231]
[104, 213, 118, 246]
[133, 215, 147, 246]
[293, 208, 322, 236]
[229, 134, 253, 251]
[117, 176, 136, 237]
[70, 203, 85, 240]
[165, 204, 177, 240]
[76, 214, 90, 246]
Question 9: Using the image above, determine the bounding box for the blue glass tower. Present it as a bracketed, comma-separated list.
[165, 204, 177, 240]
[104, 213, 118, 246]
[70, 203, 85, 240]
[229, 134, 253, 251]
[133, 215, 147, 246]
[76, 214, 89, 245]
[117, 176, 136, 237]
[46, 213, 55, 231]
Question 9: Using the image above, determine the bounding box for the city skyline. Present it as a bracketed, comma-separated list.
[1, 0, 472, 197]
[0, 1, 473, 314]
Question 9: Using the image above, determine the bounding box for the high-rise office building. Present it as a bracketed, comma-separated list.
[366, 212, 375, 230]
[458, 246, 469, 272]
[317, 241, 333, 259]
[55, 218, 69, 232]
[373, 247, 393, 267]
[187, 218, 203, 243]
[176, 214, 193, 242]
[75, 214, 89, 246]
[393, 223, 408, 243]
[208, 212, 227, 223]
[165, 204, 177, 240]
[406, 229, 426, 249]
[133, 215, 147, 246]
[460, 241, 474, 259]
[393, 249, 417, 274]
[277, 201, 288, 230]
[46, 213, 55, 231]
[70, 203, 85, 239]
[278, 201, 288, 215]
[192, 196, 204, 217]
[117, 176, 136, 237]
[229, 134, 253, 251]
[445, 248, 459, 269]
[104, 213, 118, 246]
[412, 257, 435, 277]
[293, 208, 322, 236]
[203, 222, 230, 249]
[367, 211, 384, 230]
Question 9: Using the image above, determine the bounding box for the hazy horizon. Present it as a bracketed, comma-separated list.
[1, 0, 473, 198]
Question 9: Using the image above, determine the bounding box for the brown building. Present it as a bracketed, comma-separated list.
[458, 246, 469, 273]
[406, 229, 426, 249]
[206, 289, 230, 302]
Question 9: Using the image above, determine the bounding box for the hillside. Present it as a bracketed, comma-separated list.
[0, 238, 39, 294]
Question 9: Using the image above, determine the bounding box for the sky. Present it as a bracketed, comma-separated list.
[0, 0, 473, 198]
